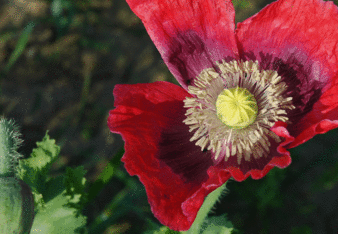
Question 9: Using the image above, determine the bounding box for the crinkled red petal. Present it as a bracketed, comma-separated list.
[213, 121, 294, 182]
[289, 79, 338, 148]
[236, 0, 338, 147]
[107, 81, 231, 231]
[125, 0, 239, 90]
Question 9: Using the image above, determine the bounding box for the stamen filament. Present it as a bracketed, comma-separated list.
[183, 60, 294, 164]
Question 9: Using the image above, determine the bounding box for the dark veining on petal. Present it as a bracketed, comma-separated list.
[167, 31, 210, 87]
[157, 104, 213, 184]
[166, 30, 235, 88]
[218, 137, 282, 174]
[241, 51, 325, 134]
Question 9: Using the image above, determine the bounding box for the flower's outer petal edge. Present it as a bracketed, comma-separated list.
[289, 80, 338, 148]
[217, 121, 294, 182]
[108, 81, 231, 231]
[125, 0, 239, 90]
[182, 167, 231, 219]
[236, 0, 338, 147]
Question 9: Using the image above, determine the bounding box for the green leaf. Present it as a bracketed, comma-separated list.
[64, 166, 88, 216]
[87, 147, 124, 203]
[30, 192, 87, 234]
[18, 131, 60, 210]
[19, 131, 60, 172]
[16, 132, 87, 232]
[44, 175, 66, 202]
[4, 22, 35, 73]
[200, 215, 234, 234]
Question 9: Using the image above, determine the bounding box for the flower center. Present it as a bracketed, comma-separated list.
[183, 60, 295, 163]
[216, 87, 258, 129]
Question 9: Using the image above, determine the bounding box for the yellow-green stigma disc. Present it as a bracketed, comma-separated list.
[216, 87, 258, 129]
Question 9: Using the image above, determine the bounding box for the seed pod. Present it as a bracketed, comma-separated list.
[0, 178, 35, 234]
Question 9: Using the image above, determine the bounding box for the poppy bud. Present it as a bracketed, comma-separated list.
[0, 118, 35, 233]
[0, 178, 35, 234]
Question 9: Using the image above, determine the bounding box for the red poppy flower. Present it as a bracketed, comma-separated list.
[107, 0, 338, 231]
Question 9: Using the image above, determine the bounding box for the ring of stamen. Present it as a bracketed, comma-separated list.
[183, 60, 295, 164]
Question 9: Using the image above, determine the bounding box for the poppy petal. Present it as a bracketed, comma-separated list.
[235, 0, 338, 145]
[125, 0, 239, 90]
[108, 81, 230, 231]
[288, 80, 338, 148]
[213, 121, 294, 181]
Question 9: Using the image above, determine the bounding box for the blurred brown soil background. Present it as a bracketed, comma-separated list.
[1, 0, 338, 233]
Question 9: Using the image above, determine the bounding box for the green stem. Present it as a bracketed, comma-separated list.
[182, 182, 227, 234]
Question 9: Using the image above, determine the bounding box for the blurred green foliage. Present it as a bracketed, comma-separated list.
[4, 21, 35, 74]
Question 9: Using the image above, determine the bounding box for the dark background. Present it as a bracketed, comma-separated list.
[0, 0, 338, 233]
